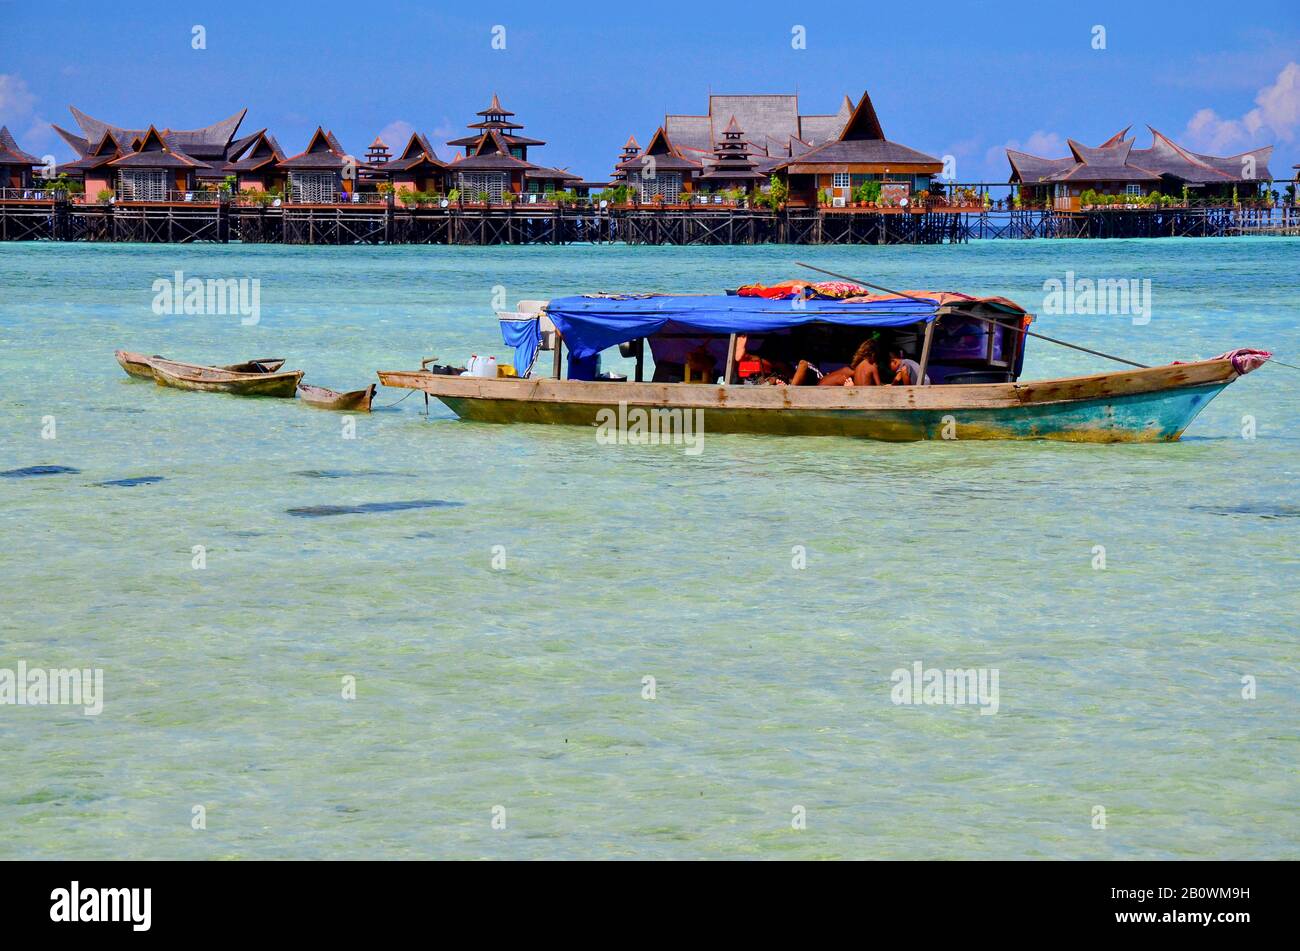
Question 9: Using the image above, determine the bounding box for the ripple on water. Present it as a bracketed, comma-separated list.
[285, 499, 464, 517]
[94, 476, 165, 487]
[1, 465, 81, 478]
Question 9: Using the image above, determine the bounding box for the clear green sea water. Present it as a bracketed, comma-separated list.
[1, 238, 1297, 859]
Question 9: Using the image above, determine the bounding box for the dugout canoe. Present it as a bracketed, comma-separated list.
[148, 358, 303, 397]
[115, 350, 286, 380]
[296, 383, 377, 412]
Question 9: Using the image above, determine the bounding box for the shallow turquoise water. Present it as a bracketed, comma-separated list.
[1, 238, 1297, 859]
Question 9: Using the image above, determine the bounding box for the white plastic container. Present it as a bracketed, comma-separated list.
[484, 356, 497, 378]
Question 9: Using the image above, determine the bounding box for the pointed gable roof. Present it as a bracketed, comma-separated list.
[57, 130, 126, 174]
[838, 90, 885, 141]
[107, 126, 211, 169]
[775, 91, 940, 171]
[0, 126, 42, 166]
[223, 130, 286, 172]
[383, 132, 447, 172]
[278, 127, 349, 171]
[616, 126, 702, 172]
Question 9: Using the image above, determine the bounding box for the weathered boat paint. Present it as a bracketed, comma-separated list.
[377, 357, 1242, 443]
[297, 383, 377, 412]
[149, 358, 303, 397]
[115, 350, 286, 380]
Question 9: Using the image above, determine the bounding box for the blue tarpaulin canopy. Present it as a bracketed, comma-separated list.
[544, 294, 943, 360]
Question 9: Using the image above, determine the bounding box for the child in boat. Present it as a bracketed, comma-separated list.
[888, 348, 931, 386]
[790, 338, 886, 386]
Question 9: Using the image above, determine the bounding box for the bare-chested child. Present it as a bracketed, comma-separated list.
[789, 338, 886, 386]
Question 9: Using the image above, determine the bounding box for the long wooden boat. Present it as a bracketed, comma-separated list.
[379, 358, 1253, 442]
[149, 358, 303, 396]
[115, 350, 285, 379]
[377, 289, 1270, 443]
[297, 383, 376, 412]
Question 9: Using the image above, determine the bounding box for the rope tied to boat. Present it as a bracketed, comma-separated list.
[374, 388, 419, 409]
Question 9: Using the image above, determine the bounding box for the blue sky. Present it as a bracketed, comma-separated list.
[2, 0, 1297, 182]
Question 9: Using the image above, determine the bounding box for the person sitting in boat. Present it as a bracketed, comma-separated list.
[887, 348, 931, 386]
[685, 342, 719, 383]
[788, 338, 887, 387]
[735, 334, 796, 384]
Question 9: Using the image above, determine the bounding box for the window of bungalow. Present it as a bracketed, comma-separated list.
[832, 173, 850, 189]
[291, 172, 338, 203]
[639, 173, 681, 202]
[118, 169, 169, 201]
[1125, 184, 1141, 196]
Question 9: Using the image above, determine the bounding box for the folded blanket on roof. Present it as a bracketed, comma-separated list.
[736, 279, 870, 300]
[735, 280, 809, 300]
[809, 281, 869, 299]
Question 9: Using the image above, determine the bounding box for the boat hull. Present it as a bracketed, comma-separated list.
[150, 359, 304, 396]
[297, 383, 376, 412]
[115, 350, 286, 379]
[377, 359, 1240, 443]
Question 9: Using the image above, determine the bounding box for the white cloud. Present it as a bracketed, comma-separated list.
[377, 119, 414, 148]
[986, 131, 1064, 171]
[1183, 61, 1300, 151]
[0, 73, 37, 123]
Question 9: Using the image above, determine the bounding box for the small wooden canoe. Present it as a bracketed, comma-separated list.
[149, 358, 303, 396]
[116, 350, 285, 379]
[297, 383, 377, 412]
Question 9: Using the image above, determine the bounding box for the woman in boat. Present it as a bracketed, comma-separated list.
[888, 348, 931, 386]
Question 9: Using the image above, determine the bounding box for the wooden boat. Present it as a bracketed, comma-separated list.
[149, 357, 303, 396]
[115, 350, 285, 379]
[377, 290, 1270, 443]
[380, 358, 1254, 442]
[297, 383, 376, 412]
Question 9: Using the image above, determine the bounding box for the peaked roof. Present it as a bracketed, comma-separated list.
[383, 132, 447, 172]
[107, 126, 212, 169]
[278, 127, 349, 171]
[57, 130, 125, 174]
[1008, 126, 1273, 185]
[222, 130, 286, 172]
[0, 126, 42, 166]
[67, 106, 246, 159]
[838, 90, 885, 141]
[773, 92, 941, 171]
[662, 93, 852, 160]
[700, 116, 764, 182]
[478, 93, 514, 117]
[615, 126, 703, 173]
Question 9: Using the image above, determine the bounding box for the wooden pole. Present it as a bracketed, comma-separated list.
[724, 333, 737, 385]
[917, 318, 937, 385]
